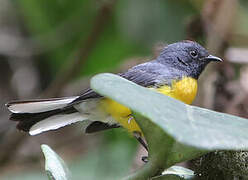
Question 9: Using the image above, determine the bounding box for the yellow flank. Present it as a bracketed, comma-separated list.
[100, 98, 142, 133]
[99, 77, 198, 134]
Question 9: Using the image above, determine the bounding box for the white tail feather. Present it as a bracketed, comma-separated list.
[29, 112, 88, 135]
[7, 96, 78, 113]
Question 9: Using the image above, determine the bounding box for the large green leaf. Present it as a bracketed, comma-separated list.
[91, 73, 248, 150]
[90, 73, 248, 179]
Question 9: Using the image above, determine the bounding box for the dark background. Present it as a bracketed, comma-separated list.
[0, 0, 248, 179]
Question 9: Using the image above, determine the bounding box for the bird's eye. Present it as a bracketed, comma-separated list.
[190, 50, 198, 58]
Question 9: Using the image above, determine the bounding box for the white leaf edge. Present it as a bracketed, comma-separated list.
[162, 166, 194, 179]
[41, 144, 71, 180]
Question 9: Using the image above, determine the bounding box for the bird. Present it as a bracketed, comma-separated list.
[6, 40, 222, 150]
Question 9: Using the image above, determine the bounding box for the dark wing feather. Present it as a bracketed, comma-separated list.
[71, 62, 163, 104]
[71, 61, 174, 133]
[85, 121, 120, 133]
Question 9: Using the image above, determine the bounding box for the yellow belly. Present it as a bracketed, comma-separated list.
[100, 77, 198, 133]
[155, 77, 198, 105]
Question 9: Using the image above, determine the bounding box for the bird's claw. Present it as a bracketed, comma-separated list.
[142, 156, 148, 163]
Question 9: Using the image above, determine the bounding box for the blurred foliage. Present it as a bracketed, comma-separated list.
[235, 2, 248, 43]
[16, 0, 94, 73]
[116, 0, 198, 45]
[3, 130, 137, 180]
[15, 0, 197, 78]
[16, 0, 147, 78]
[2, 0, 248, 179]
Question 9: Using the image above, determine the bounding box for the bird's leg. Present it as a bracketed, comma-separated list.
[133, 131, 149, 163]
[127, 114, 149, 163]
[133, 131, 148, 151]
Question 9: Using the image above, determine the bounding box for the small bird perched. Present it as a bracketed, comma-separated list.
[6, 41, 222, 150]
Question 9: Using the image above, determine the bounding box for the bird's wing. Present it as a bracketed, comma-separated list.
[71, 61, 173, 133]
[71, 61, 172, 104]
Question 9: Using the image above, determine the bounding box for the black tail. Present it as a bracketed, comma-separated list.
[10, 107, 77, 132]
[6, 96, 120, 135]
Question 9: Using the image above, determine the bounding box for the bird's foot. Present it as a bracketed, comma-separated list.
[142, 156, 148, 163]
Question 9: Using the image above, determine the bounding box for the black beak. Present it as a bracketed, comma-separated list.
[205, 55, 222, 62]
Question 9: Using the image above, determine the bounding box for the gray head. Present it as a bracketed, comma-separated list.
[156, 41, 222, 79]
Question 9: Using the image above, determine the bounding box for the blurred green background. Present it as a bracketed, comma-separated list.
[0, 0, 248, 179]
